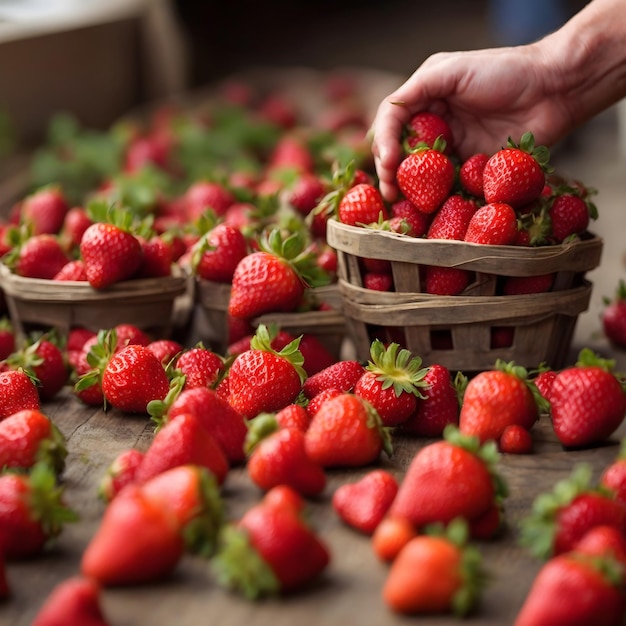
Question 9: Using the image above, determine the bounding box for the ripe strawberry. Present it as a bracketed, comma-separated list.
[514, 551, 625, 626]
[61, 206, 93, 249]
[192, 222, 249, 285]
[482, 132, 549, 208]
[548, 190, 597, 243]
[396, 139, 455, 214]
[182, 180, 235, 220]
[212, 486, 330, 598]
[382, 519, 487, 616]
[533, 368, 558, 403]
[549, 349, 626, 448]
[304, 392, 392, 467]
[0, 368, 40, 420]
[80, 222, 143, 289]
[389, 426, 507, 537]
[52, 259, 88, 281]
[274, 403, 310, 431]
[0, 462, 78, 559]
[458, 360, 541, 445]
[113, 323, 151, 349]
[602, 280, 626, 349]
[0, 317, 15, 360]
[400, 364, 461, 438]
[98, 448, 144, 502]
[574, 524, 626, 564]
[498, 424, 533, 454]
[427, 194, 479, 241]
[338, 182, 389, 226]
[175, 345, 225, 389]
[459, 152, 489, 198]
[600, 439, 626, 507]
[302, 359, 365, 399]
[502, 273, 555, 295]
[267, 134, 314, 174]
[519, 463, 626, 559]
[388, 200, 430, 237]
[226, 324, 306, 419]
[0, 408, 67, 474]
[135, 234, 173, 279]
[12, 234, 69, 279]
[363, 271, 393, 291]
[332, 469, 398, 535]
[30, 576, 110, 626]
[371, 515, 418, 562]
[424, 265, 472, 295]
[463, 202, 518, 245]
[287, 173, 327, 215]
[20, 185, 69, 235]
[353, 339, 428, 426]
[247, 426, 327, 497]
[404, 110, 454, 152]
[146, 338, 183, 367]
[81, 483, 184, 586]
[306, 387, 343, 419]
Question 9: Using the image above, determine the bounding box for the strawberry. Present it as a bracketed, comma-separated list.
[61, 206, 93, 249]
[113, 323, 151, 349]
[135, 412, 229, 486]
[514, 550, 625, 626]
[304, 392, 392, 467]
[389, 426, 507, 537]
[67, 326, 97, 353]
[212, 486, 330, 598]
[81, 483, 184, 586]
[98, 448, 144, 502]
[404, 111, 454, 152]
[602, 280, 626, 349]
[266, 134, 314, 174]
[192, 222, 248, 283]
[0, 462, 78, 559]
[79, 221, 143, 289]
[287, 173, 328, 216]
[0, 368, 40, 420]
[601, 439, 626, 507]
[52, 259, 88, 281]
[382, 518, 487, 616]
[135, 234, 173, 279]
[399, 364, 461, 438]
[498, 424, 533, 454]
[482, 132, 550, 209]
[183, 180, 235, 220]
[533, 368, 558, 403]
[0, 408, 67, 474]
[12, 234, 69, 279]
[371, 515, 418, 562]
[363, 271, 393, 291]
[247, 425, 327, 497]
[502, 273, 555, 295]
[226, 324, 306, 419]
[458, 360, 541, 445]
[332, 469, 398, 535]
[353, 339, 428, 426]
[426, 194, 479, 241]
[0, 317, 15, 361]
[459, 152, 489, 198]
[548, 189, 597, 243]
[30, 576, 110, 626]
[549, 349, 626, 448]
[574, 524, 626, 564]
[306, 387, 343, 419]
[146, 338, 183, 366]
[396, 138, 455, 214]
[302, 359, 365, 400]
[424, 265, 472, 295]
[175, 344, 225, 389]
[463, 202, 518, 245]
[337, 182, 389, 226]
[519, 463, 626, 559]
[19, 185, 69, 236]
[274, 403, 310, 431]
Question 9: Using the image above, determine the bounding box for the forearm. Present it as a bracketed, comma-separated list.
[539, 0, 626, 126]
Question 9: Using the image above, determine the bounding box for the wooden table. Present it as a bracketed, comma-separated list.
[3, 350, 626, 626]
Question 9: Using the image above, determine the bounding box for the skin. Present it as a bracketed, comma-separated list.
[370, 0, 626, 202]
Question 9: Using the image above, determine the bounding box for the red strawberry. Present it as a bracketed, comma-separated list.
[176, 345, 225, 389]
[306, 387, 343, 419]
[226, 324, 306, 419]
[404, 111, 453, 152]
[426, 194, 479, 241]
[304, 392, 392, 468]
[353, 339, 428, 426]
[67, 326, 97, 353]
[424, 265, 472, 295]
[574, 524, 626, 564]
[548, 190, 597, 243]
[382, 519, 486, 616]
[389, 426, 507, 537]
[0, 368, 40, 420]
[98, 448, 144, 502]
[502, 273, 555, 295]
[463, 202, 518, 245]
[602, 280, 626, 349]
[52, 259, 88, 281]
[0, 408, 67, 473]
[31, 576, 110, 626]
[371, 515, 418, 563]
[514, 550, 625, 626]
[135, 235, 173, 279]
[332, 469, 398, 534]
[533, 368, 558, 403]
[113, 323, 151, 349]
[0, 462, 77, 560]
[520, 463, 626, 559]
[61, 206, 93, 249]
[20, 185, 69, 235]
[193, 222, 248, 283]
[274, 403, 310, 431]
[601, 439, 626, 507]
[247, 425, 327, 497]
[266, 134, 314, 173]
[287, 173, 327, 215]
[302, 359, 365, 399]
[459, 360, 541, 445]
[146, 338, 183, 366]
[498, 424, 533, 454]
[80, 222, 143, 289]
[212, 486, 330, 597]
[400, 364, 460, 438]
[396, 139, 455, 214]
[459, 152, 489, 198]
[0, 317, 15, 361]
[13, 234, 69, 279]
[363, 271, 393, 291]
[183, 180, 235, 220]
[482, 132, 549, 208]
[338, 182, 389, 226]
[549, 349, 626, 448]
[81, 483, 184, 586]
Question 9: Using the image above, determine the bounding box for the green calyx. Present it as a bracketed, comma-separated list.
[36, 421, 68, 476]
[403, 134, 448, 156]
[507, 131, 553, 173]
[146, 374, 186, 430]
[307, 160, 356, 223]
[250, 324, 307, 384]
[361, 396, 393, 458]
[73, 328, 117, 410]
[575, 347, 617, 372]
[211, 523, 281, 600]
[494, 358, 550, 415]
[366, 339, 429, 399]
[518, 463, 597, 560]
[244, 412, 279, 456]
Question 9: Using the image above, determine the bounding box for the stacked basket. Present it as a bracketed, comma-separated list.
[327, 219, 603, 372]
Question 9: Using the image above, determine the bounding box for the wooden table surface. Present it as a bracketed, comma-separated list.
[3, 343, 626, 626]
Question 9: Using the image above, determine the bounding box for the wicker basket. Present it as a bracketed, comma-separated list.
[0, 264, 189, 343]
[326, 219, 603, 372]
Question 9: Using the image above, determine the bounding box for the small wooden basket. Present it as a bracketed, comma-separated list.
[0, 264, 189, 343]
[327, 219, 603, 372]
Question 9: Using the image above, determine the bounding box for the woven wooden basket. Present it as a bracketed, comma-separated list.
[326, 219, 603, 372]
[0, 264, 189, 343]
